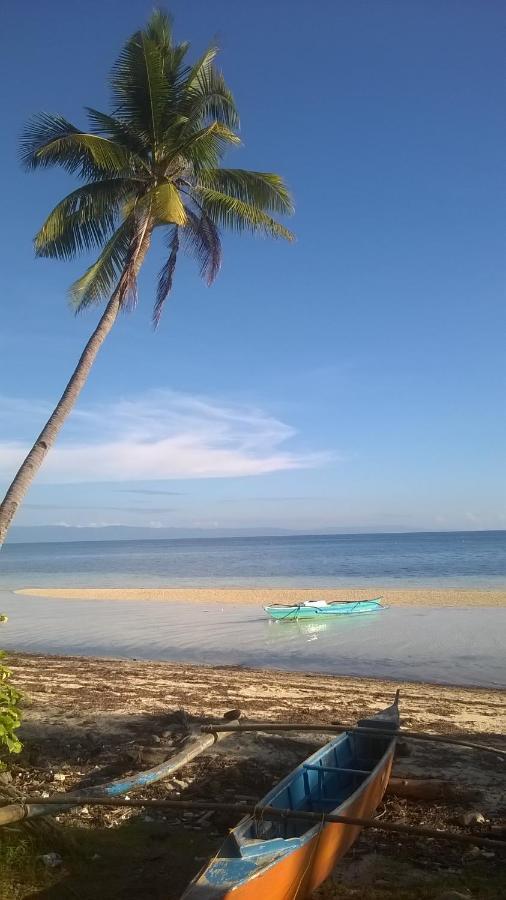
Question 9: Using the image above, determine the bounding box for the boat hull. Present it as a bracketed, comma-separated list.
[183, 748, 393, 899]
[182, 696, 399, 899]
[264, 599, 383, 620]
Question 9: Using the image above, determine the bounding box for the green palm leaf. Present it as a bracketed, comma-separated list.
[197, 169, 293, 215]
[184, 59, 239, 129]
[86, 108, 150, 156]
[35, 179, 140, 260]
[69, 216, 138, 310]
[193, 187, 295, 240]
[111, 31, 169, 155]
[21, 113, 145, 178]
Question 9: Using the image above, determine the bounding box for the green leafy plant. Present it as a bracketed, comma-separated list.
[0, 620, 22, 759]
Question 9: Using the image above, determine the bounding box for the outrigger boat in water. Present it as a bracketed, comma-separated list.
[264, 597, 385, 620]
[182, 693, 400, 899]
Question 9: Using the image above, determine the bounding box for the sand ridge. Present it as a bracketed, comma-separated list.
[14, 586, 506, 607]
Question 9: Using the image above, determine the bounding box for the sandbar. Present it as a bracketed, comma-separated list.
[14, 586, 506, 607]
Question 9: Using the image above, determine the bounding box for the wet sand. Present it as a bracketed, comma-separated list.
[15, 586, 506, 607]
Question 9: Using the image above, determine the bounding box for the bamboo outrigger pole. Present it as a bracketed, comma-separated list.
[0, 796, 505, 851]
[200, 722, 506, 757]
[0, 718, 239, 827]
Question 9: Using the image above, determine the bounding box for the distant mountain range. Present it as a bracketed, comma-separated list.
[7, 525, 298, 544]
[5, 524, 489, 543]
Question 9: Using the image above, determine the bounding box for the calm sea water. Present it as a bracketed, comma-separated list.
[0, 597, 504, 688]
[1, 530, 505, 590]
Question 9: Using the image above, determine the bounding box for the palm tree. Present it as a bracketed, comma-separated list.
[0, 10, 293, 546]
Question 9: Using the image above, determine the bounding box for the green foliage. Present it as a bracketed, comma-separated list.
[22, 8, 294, 325]
[0, 621, 22, 759]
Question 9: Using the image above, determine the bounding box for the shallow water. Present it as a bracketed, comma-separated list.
[1, 592, 504, 688]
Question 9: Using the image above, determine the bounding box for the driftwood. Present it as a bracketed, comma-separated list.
[387, 777, 480, 805]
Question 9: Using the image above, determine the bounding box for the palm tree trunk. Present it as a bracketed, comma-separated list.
[0, 293, 121, 547]
[0, 221, 152, 547]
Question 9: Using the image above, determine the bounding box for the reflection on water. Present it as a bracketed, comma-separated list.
[266, 614, 377, 644]
[0, 592, 504, 688]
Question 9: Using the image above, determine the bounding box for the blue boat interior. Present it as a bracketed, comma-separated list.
[229, 729, 392, 856]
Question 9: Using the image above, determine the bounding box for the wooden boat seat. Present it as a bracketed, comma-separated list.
[302, 764, 371, 775]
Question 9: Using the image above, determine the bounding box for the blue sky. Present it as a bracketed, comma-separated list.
[1, 0, 505, 534]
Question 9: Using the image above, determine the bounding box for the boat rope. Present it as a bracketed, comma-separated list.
[290, 812, 326, 900]
[2, 796, 505, 850]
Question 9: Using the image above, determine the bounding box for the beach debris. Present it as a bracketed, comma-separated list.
[387, 777, 480, 805]
[197, 810, 214, 825]
[458, 811, 486, 826]
[40, 852, 63, 868]
[52, 773, 67, 782]
[136, 746, 171, 767]
[437, 892, 473, 900]
[171, 778, 188, 789]
[462, 846, 482, 860]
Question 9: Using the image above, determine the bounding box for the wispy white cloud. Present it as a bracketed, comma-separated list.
[0, 390, 330, 485]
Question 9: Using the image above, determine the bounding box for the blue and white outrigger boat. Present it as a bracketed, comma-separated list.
[264, 597, 385, 621]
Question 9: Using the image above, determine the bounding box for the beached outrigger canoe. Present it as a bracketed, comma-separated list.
[181, 693, 399, 899]
[264, 597, 385, 620]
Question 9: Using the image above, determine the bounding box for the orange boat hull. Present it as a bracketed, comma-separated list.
[185, 748, 394, 899]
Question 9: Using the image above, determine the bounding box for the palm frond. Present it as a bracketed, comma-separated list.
[153, 226, 179, 327]
[21, 113, 145, 178]
[111, 31, 169, 154]
[184, 60, 239, 129]
[197, 169, 293, 215]
[181, 207, 221, 285]
[144, 9, 190, 74]
[184, 45, 218, 92]
[167, 122, 240, 173]
[145, 9, 174, 52]
[69, 216, 138, 311]
[86, 108, 150, 156]
[193, 187, 295, 240]
[35, 179, 140, 260]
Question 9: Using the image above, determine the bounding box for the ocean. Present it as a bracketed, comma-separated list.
[1, 531, 505, 687]
[1, 529, 506, 591]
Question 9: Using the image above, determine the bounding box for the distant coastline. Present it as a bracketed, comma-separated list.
[6, 525, 506, 544]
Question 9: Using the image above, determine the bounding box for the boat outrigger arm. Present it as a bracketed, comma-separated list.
[0, 716, 240, 828]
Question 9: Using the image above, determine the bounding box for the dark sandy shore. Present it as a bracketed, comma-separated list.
[4, 652, 505, 899]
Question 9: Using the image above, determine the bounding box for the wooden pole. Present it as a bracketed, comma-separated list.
[0, 715, 240, 828]
[1, 796, 504, 851]
[200, 722, 506, 757]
